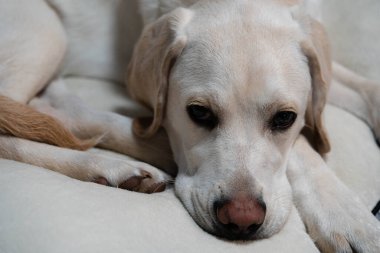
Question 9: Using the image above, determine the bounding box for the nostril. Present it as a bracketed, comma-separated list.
[247, 223, 262, 234]
[224, 223, 240, 233]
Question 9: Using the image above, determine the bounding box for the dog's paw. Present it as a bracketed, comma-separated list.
[308, 217, 380, 253]
[305, 196, 380, 253]
[93, 160, 172, 194]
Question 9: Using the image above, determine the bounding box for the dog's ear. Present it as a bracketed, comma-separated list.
[301, 18, 331, 154]
[127, 8, 193, 138]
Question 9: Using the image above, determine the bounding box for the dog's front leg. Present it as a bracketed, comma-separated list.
[29, 79, 177, 175]
[0, 136, 171, 193]
[287, 136, 380, 253]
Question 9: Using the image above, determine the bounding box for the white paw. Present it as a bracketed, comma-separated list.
[304, 195, 380, 253]
[93, 159, 172, 194]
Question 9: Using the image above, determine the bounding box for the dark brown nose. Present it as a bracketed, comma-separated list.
[215, 192, 266, 239]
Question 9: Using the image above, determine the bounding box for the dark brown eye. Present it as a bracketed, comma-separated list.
[187, 104, 218, 129]
[270, 111, 297, 131]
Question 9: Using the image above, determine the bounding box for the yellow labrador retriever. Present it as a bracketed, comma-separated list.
[0, 0, 379, 251]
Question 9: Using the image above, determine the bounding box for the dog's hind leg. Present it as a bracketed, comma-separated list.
[29, 79, 177, 176]
[0, 1, 173, 184]
[328, 63, 380, 143]
[0, 2, 101, 151]
[0, 135, 170, 193]
[0, 0, 66, 103]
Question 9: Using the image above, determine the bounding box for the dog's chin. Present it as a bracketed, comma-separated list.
[187, 199, 292, 242]
[192, 218, 285, 242]
[174, 176, 292, 241]
[187, 208, 289, 242]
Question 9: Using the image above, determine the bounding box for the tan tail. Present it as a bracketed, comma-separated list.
[0, 95, 98, 150]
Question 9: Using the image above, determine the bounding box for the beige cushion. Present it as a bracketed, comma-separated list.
[0, 159, 318, 253]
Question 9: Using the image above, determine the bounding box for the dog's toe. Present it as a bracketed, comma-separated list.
[118, 169, 168, 194]
[93, 177, 111, 186]
[118, 174, 147, 191]
[93, 160, 171, 193]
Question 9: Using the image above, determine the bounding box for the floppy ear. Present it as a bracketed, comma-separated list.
[301, 18, 332, 154]
[127, 8, 193, 138]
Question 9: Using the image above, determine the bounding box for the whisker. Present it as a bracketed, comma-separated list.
[164, 179, 176, 185]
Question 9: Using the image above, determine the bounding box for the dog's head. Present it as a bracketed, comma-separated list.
[128, 0, 331, 240]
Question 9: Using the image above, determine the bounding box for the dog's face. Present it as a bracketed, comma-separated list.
[128, 0, 330, 240]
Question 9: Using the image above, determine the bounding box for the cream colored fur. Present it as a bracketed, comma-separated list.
[0, 0, 379, 252]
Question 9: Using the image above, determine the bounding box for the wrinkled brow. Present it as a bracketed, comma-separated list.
[260, 101, 298, 115]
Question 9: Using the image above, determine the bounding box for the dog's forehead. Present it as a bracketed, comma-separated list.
[172, 1, 309, 110]
[187, 0, 302, 38]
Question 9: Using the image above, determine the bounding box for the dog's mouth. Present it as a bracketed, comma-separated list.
[212, 224, 264, 241]
[211, 218, 266, 241]
[181, 193, 268, 241]
[187, 207, 267, 241]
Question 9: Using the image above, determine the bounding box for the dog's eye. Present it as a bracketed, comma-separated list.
[270, 111, 297, 131]
[187, 104, 218, 129]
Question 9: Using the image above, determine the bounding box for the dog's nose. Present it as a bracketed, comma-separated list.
[215, 192, 266, 239]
